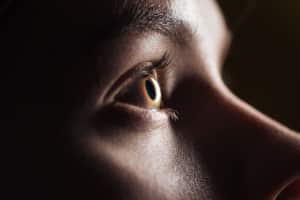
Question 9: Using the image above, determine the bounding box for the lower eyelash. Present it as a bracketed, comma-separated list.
[163, 108, 179, 121]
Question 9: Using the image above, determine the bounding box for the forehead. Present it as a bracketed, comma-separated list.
[53, 0, 226, 30]
[35, 0, 229, 66]
[54, 0, 228, 48]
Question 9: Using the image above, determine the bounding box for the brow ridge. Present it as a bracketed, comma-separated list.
[99, 0, 191, 44]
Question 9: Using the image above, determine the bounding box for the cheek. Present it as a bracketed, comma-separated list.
[84, 127, 177, 174]
[72, 117, 212, 199]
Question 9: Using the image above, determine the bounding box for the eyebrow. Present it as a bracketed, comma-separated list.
[99, 0, 191, 45]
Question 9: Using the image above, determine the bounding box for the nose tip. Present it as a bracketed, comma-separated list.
[229, 112, 300, 199]
[215, 83, 300, 199]
[209, 70, 300, 199]
[276, 178, 300, 200]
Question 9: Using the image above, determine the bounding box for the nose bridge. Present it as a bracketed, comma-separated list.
[209, 78, 300, 198]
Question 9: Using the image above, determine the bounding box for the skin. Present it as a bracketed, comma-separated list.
[6, 0, 300, 199]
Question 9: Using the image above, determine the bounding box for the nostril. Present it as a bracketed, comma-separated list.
[277, 178, 300, 200]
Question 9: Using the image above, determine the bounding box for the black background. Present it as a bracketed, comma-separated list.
[220, 0, 300, 131]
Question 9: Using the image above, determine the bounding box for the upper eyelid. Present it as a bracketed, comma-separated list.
[152, 52, 173, 71]
[134, 52, 173, 76]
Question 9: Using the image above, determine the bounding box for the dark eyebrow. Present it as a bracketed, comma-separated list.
[99, 0, 191, 45]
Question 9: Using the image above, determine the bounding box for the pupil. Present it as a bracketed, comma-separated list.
[145, 79, 156, 100]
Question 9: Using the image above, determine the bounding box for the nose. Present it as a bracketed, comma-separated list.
[217, 81, 300, 199]
[170, 73, 300, 199]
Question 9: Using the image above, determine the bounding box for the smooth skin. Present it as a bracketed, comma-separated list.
[7, 0, 300, 199]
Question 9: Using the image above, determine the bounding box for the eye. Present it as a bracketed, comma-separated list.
[116, 73, 162, 109]
[104, 52, 177, 118]
[140, 75, 162, 109]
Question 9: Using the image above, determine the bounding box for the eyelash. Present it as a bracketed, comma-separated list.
[136, 52, 173, 77]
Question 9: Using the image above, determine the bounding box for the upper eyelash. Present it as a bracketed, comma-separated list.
[136, 52, 174, 77]
[153, 52, 173, 70]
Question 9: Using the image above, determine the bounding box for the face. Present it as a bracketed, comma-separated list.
[11, 0, 300, 199]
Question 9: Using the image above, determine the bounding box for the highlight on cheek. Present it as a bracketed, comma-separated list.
[141, 76, 162, 109]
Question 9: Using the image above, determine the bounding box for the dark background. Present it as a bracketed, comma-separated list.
[219, 0, 300, 131]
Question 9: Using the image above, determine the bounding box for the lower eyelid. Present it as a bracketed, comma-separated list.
[113, 102, 169, 123]
[92, 102, 170, 133]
